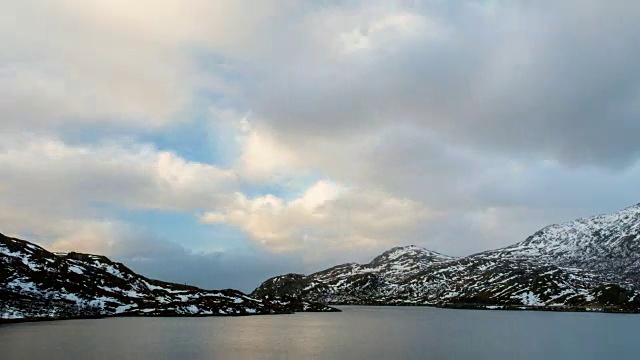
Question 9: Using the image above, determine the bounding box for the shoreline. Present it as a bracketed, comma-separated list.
[3, 303, 637, 325]
[434, 303, 640, 314]
[0, 307, 345, 326]
[0, 314, 106, 325]
[328, 302, 640, 314]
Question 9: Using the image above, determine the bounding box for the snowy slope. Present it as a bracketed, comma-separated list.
[0, 233, 338, 320]
[252, 246, 453, 303]
[253, 204, 640, 312]
[494, 203, 640, 284]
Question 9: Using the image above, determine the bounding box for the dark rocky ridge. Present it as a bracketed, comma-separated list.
[253, 204, 640, 313]
[0, 233, 339, 322]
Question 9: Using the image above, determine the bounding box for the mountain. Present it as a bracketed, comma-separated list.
[253, 204, 640, 312]
[252, 246, 452, 303]
[495, 203, 640, 285]
[0, 233, 338, 321]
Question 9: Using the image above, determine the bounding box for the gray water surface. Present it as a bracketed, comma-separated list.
[1, 306, 637, 359]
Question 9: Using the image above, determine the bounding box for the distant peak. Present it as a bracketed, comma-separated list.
[376, 245, 422, 257]
[387, 245, 422, 252]
[370, 245, 452, 265]
[384, 245, 449, 255]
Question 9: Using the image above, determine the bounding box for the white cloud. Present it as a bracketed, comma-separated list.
[237, 126, 302, 182]
[0, 134, 239, 255]
[201, 180, 431, 255]
[1, 0, 300, 132]
[0, 135, 236, 212]
[0, 206, 184, 258]
[2, 2, 191, 130]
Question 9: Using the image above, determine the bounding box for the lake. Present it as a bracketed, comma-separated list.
[1, 306, 637, 359]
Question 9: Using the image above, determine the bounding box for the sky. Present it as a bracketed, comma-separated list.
[2, 0, 640, 292]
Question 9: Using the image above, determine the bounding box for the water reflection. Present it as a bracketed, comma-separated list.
[0, 306, 637, 360]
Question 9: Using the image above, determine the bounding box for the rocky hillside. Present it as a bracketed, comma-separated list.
[252, 246, 453, 303]
[495, 203, 640, 285]
[0, 233, 338, 321]
[253, 204, 640, 312]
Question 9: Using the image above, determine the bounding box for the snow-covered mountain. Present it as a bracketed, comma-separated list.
[253, 204, 640, 312]
[0, 233, 338, 321]
[252, 246, 454, 303]
[495, 203, 640, 285]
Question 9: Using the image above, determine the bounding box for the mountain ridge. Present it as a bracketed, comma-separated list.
[253, 204, 640, 312]
[0, 232, 339, 322]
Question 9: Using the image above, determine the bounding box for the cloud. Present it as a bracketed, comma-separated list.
[237, 125, 302, 183]
[201, 180, 432, 256]
[0, 134, 236, 213]
[46, 220, 187, 259]
[205, 1, 640, 255]
[4, 0, 640, 289]
[0, 205, 186, 260]
[0, 134, 238, 259]
[0, 208, 297, 292]
[2, 2, 190, 131]
[246, 1, 640, 167]
[0, 0, 299, 132]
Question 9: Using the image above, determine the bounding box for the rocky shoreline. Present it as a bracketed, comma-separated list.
[325, 302, 640, 314]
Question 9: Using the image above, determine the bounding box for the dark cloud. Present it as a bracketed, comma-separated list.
[249, 1, 640, 167]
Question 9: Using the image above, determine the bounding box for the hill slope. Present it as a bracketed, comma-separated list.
[0, 233, 338, 321]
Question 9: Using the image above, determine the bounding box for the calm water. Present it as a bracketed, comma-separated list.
[1, 306, 638, 359]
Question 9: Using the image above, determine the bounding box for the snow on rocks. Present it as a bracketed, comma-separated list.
[254, 204, 640, 312]
[1, 232, 338, 321]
